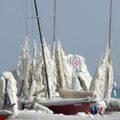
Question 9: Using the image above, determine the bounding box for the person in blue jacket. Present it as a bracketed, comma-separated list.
[90, 103, 99, 115]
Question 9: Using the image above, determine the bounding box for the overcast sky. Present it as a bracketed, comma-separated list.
[0, 0, 120, 81]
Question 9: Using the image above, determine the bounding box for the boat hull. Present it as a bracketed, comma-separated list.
[0, 115, 9, 120]
[47, 101, 92, 115]
[22, 98, 95, 115]
[0, 110, 12, 120]
[38, 98, 95, 115]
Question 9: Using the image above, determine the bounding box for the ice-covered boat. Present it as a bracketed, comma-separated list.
[18, 0, 95, 115]
[36, 97, 95, 115]
[89, 0, 113, 100]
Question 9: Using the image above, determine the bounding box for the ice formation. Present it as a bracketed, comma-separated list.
[0, 37, 115, 118]
[29, 40, 45, 97]
[89, 45, 113, 100]
[55, 41, 72, 90]
[15, 38, 93, 100]
[17, 36, 31, 97]
[15, 37, 113, 101]
[43, 39, 58, 98]
[34, 103, 53, 114]
[67, 54, 92, 91]
[0, 71, 18, 115]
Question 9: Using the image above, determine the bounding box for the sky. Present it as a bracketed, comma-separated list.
[0, 0, 120, 84]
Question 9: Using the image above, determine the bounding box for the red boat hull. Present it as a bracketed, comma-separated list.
[47, 102, 93, 115]
[0, 111, 12, 120]
[37, 98, 95, 115]
[0, 115, 9, 120]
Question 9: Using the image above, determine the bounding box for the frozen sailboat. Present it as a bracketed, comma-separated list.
[89, 0, 113, 100]
[29, 0, 95, 115]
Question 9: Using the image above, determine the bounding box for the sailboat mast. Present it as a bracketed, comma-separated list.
[33, 0, 51, 98]
[51, 0, 56, 58]
[108, 0, 112, 50]
[53, 0, 56, 43]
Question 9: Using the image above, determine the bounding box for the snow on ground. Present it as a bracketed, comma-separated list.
[15, 111, 120, 120]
